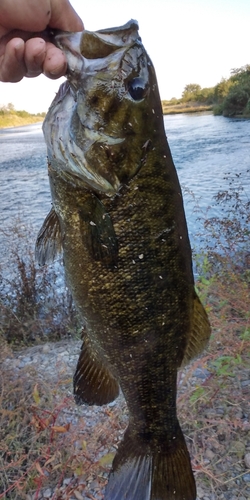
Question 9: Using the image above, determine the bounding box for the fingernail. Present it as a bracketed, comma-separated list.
[26, 70, 42, 78]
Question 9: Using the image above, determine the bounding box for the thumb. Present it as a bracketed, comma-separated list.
[49, 0, 84, 32]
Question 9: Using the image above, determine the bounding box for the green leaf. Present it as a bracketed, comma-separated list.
[99, 452, 115, 467]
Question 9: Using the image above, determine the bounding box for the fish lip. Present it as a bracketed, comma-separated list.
[51, 20, 142, 83]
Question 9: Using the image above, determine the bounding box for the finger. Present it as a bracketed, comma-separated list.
[49, 0, 84, 32]
[0, 38, 26, 82]
[43, 42, 67, 79]
[24, 38, 46, 77]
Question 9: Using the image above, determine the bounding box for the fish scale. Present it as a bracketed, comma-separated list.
[36, 20, 211, 500]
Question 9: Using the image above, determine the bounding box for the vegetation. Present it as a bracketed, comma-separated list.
[0, 103, 45, 128]
[0, 174, 250, 498]
[2, 64, 250, 122]
[162, 64, 250, 117]
[0, 219, 81, 346]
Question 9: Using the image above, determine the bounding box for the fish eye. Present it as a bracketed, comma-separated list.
[127, 78, 148, 101]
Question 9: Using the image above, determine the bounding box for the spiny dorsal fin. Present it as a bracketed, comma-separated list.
[35, 208, 62, 266]
[181, 292, 211, 367]
[74, 334, 120, 406]
[79, 194, 118, 268]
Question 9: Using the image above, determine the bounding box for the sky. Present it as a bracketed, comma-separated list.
[0, 0, 250, 113]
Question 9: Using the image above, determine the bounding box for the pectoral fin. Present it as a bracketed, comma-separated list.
[74, 335, 120, 406]
[79, 194, 118, 268]
[181, 292, 211, 367]
[35, 208, 62, 266]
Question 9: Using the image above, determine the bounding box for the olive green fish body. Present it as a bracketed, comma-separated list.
[49, 143, 191, 416]
[37, 20, 211, 500]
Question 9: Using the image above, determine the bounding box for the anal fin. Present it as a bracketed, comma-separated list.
[182, 291, 211, 367]
[74, 336, 119, 406]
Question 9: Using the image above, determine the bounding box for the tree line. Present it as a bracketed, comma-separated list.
[164, 65, 250, 117]
[0, 103, 46, 117]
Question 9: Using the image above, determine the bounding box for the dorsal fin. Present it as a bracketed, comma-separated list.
[35, 208, 62, 266]
[181, 292, 211, 367]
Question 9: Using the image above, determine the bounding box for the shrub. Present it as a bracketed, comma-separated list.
[222, 86, 250, 117]
[0, 219, 81, 346]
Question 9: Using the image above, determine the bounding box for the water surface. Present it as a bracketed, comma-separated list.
[0, 114, 249, 261]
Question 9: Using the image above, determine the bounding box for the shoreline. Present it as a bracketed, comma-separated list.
[1, 105, 249, 128]
[162, 104, 213, 115]
[0, 107, 212, 129]
[0, 115, 44, 129]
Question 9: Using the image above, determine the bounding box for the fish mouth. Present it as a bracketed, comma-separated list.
[53, 19, 140, 63]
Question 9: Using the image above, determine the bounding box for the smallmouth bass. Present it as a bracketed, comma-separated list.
[36, 20, 211, 500]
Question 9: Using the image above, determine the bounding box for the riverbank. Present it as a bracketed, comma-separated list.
[0, 104, 213, 129]
[162, 103, 213, 115]
[0, 113, 44, 128]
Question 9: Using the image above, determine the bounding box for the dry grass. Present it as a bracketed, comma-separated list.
[0, 115, 44, 129]
[0, 219, 81, 345]
[0, 352, 127, 499]
[162, 103, 213, 115]
[1, 263, 249, 498]
[1, 178, 250, 498]
[178, 267, 250, 497]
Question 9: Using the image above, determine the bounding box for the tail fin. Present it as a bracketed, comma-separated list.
[105, 423, 196, 500]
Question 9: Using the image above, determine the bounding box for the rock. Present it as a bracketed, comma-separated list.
[229, 440, 246, 457]
[243, 473, 250, 482]
[216, 407, 225, 415]
[196, 486, 205, 497]
[192, 367, 211, 379]
[63, 477, 72, 486]
[241, 380, 250, 387]
[205, 448, 215, 460]
[204, 408, 217, 418]
[234, 408, 243, 419]
[43, 488, 52, 498]
[245, 452, 250, 468]
[88, 480, 100, 489]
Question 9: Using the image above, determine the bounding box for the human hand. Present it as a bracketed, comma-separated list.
[0, 0, 84, 82]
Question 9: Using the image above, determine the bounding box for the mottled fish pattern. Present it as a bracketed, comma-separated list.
[36, 20, 211, 500]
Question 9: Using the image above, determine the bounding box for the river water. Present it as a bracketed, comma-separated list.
[0, 113, 249, 262]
